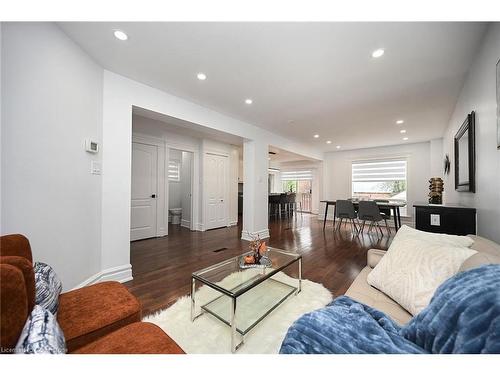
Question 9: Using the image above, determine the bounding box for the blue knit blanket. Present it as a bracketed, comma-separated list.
[280, 264, 500, 354]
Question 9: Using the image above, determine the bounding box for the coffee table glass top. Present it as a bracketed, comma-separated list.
[192, 247, 301, 297]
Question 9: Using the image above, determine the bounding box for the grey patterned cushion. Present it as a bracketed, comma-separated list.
[15, 305, 67, 354]
[34, 262, 62, 315]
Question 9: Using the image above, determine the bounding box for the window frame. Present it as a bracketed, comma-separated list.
[350, 156, 409, 216]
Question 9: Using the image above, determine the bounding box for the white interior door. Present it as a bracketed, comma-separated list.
[205, 153, 228, 230]
[131, 142, 158, 241]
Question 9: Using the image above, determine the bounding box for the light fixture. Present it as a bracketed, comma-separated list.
[245, 99, 253, 105]
[372, 48, 385, 58]
[313, 134, 319, 138]
[403, 137, 409, 141]
[336, 145, 341, 149]
[400, 129, 407, 134]
[326, 140, 332, 144]
[113, 30, 128, 41]
[396, 120, 404, 125]
[197, 72, 207, 81]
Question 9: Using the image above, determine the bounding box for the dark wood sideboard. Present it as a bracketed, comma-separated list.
[413, 203, 476, 235]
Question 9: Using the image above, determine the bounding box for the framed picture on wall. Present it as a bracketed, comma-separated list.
[497, 58, 500, 149]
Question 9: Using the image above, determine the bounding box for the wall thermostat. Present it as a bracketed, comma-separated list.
[85, 139, 99, 153]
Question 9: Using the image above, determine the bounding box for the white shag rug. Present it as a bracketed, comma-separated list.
[144, 270, 332, 354]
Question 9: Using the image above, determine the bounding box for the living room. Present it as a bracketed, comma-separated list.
[1, 1, 500, 373]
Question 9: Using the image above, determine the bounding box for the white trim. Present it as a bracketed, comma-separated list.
[241, 228, 270, 241]
[181, 219, 191, 228]
[227, 221, 238, 227]
[72, 264, 133, 290]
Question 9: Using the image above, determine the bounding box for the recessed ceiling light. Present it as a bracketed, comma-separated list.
[326, 140, 332, 144]
[403, 137, 409, 141]
[313, 134, 319, 138]
[396, 120, 404, 125]
[372, 48, 385, 58]
[245, 99, 253, 105]
[336, 145, 341, 149]
[400, 129, 407, 134]
[197, 72, 207, 81]
[113, 30, 128, 41]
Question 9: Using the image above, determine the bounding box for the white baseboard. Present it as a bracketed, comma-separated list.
[241, 228, 270, 241]
[196, 223, 205, 231]
[72, 264, 133, 290]
[227, 221, 238, 227]
[181, 219, 191, 228]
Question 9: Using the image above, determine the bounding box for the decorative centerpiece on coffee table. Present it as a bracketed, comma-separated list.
[239, 234, 272, 269]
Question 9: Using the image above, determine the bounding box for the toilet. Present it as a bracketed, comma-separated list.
[169, 208, 183, 225]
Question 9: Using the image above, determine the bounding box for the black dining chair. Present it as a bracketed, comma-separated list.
[285, 193, 296, 217]
[268, 194, 281, 218]
[335, 200, 359, 234]
[357, 201, 390, 235]
[374, 199, 392, 234]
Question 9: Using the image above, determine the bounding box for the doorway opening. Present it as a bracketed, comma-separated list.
[168, 148, 195, 235]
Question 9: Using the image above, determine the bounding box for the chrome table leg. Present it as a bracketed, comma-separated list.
[230, 297, 237, 353]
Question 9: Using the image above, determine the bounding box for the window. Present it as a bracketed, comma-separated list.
[351, 159, 407, 215]
[168, 160, 180, 182]
[280, 170, 313, 212]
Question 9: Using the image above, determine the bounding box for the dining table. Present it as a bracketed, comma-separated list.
[320, 200, 407, 231]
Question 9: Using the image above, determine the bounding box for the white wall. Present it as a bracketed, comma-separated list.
[322, 142, 432, 220]
[430, 138, 444, 178]
[1, 23, 104, 289]
[442, 24, 500, 243]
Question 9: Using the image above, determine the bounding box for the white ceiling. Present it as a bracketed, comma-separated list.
[59, 22, 487, 151]
[268, 145, 317, 163]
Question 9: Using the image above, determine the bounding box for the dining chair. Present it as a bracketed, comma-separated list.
[268, 194, 281, 218]
[357, 201, 390, 235]
[374, 199, 392, 234]
[335, 200, 359, 234]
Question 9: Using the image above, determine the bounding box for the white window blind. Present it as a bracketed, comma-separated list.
[281, 170, 313, 181]
[352, 159, 407, 182]
[168, 160, 180, 182]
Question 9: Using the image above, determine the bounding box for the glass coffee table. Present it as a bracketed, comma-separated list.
[191, 247, 302, 352]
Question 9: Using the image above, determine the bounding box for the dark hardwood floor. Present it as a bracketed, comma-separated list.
[125, 214, 393, 316]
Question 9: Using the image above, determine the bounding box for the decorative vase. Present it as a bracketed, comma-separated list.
[428, 177, 444, 204]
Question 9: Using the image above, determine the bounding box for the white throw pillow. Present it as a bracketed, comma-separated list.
[367, 226, 477, 316]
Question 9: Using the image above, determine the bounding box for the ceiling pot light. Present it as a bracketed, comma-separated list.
[403, 137, 409, 141]
[396, 120, 404, 125]
[113, 30, 128, 41]
[326, 140, 332, 144]
[245, 99, 253, 105]
[313, 134, 319, 138]
[400, 129, 407, 134]
[197, 72, 207, 80]
[336, 145, 341, 149]
[372, 48, 385, 58]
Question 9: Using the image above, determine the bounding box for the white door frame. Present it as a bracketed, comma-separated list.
[166, 144, 198, 231]
[203, 150, 230, 230]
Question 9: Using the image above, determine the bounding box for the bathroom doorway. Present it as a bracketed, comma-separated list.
[167, 148, 195, 234]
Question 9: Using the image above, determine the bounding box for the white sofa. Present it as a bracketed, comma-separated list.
[344, 235, 500, 325]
